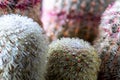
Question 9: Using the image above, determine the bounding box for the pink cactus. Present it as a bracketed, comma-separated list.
[99, 0, 120, 42]
[0, 0, 42, 25]
[41, 0, 114, 43]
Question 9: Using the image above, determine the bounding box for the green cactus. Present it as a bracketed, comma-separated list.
[45, 38, 101, 80]
[0, 14, 48, 80]
[95, 0, 120, 45]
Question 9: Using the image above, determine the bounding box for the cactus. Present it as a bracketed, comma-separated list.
[97, 39, 120, 80]
[98, 0, 120, 42]
[45, 38, 101, 80]
[94, 1, 120, 79]
[94, 0, 120, 47]
[0, 14, 48, 80]
[41, 0, 114, 43]
[0, 0, 42, 25]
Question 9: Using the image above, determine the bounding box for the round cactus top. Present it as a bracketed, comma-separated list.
[99, 0, 120, 40]
[0, 14, 42, 37]
[49, 38, 95, 55]
[46, 38, 100, 80]
[0, 14, 47, 78]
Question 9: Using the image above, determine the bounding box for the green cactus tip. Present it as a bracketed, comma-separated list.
[45, 38, 101, 80]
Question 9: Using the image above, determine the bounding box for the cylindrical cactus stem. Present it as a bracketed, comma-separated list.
[41, 0, 114, 43]
[0, 14, 48, 80]
[0, 0, 42, 26]
[98, 0, 120, 42]
[45, 38, 101, 80]
[97, 39, 120, 80]
[94, 1, 120, 79]
[94, 0, 120, 48]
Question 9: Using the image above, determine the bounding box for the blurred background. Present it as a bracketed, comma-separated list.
[0, 0, 115, 44]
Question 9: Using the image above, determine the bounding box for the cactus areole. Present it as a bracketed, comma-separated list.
[0, 14, 48, 80]
[45, 38, 101, 80]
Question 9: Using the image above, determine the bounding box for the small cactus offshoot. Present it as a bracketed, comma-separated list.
[45, 38, 101, 80]
[0, 14, 48, 80]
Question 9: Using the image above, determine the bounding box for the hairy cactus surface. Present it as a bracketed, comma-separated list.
[0, 0, 42, 25]
[94, 0, 120, 47]
[95, 0, 120, 80]
[97, 39, 120, 80]
[94, 1, 120, 79]
[0, 14, 48, 80]
[42, 0, 114, 43]
[98, 0, 120, 42]
[45, 38, 101, 80]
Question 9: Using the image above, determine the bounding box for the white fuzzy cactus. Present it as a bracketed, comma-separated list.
[0, 14, 48, 80]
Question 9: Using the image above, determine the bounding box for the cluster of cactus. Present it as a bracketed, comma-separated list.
[45, 38, 101, 80]
[0, 0, 42, 25]
[41, 0, 114, 43]
[0, 14, 48, 80]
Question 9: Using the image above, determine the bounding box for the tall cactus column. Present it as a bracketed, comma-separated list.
[94, 0, 120, 80]
[45, 38, 101, 80]
[41, 0, 114, 43]
[0, 14, 48, 80]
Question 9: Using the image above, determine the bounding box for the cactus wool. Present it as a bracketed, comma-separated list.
[0, 14, 48, 80]
[45, 38, 101, 80]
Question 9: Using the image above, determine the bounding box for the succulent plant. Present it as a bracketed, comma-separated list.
[41, 0, 114, 43]
[96, 39, 120, 80]
[45, 38, 101, 80]
[94, 1, 120, 79]
[98, 0, 120, 42]
[0, 0, 42, 25]
[94, 0, 120, 47]
[0, 14, 48, 80]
